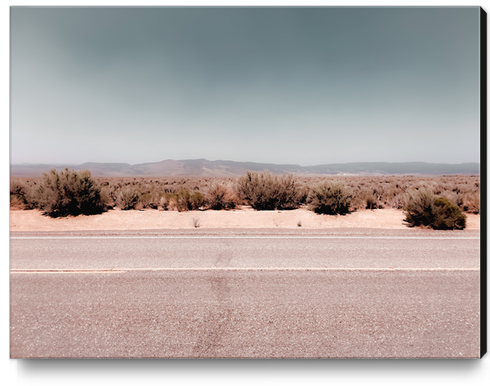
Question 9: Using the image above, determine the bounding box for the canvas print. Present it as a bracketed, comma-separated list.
[10, 7, 482, 358]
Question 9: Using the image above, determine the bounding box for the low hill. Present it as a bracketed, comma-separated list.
[10, 159, 480, 177]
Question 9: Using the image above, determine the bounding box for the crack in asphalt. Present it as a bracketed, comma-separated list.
[192, 277, 232, 356]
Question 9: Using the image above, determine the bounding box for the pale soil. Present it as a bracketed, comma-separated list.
[9, 208, 480, 232]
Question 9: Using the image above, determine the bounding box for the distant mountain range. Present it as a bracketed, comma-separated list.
[10, 159, 480, 177]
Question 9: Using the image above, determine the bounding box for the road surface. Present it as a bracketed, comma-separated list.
[10, 229, 480, 358]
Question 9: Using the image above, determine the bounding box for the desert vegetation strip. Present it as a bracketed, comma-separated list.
[11, 168, 479, 230]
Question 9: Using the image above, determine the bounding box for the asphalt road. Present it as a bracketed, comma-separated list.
[10, 229, 481, 358]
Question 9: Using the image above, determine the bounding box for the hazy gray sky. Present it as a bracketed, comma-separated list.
[11, 7, 480, 165]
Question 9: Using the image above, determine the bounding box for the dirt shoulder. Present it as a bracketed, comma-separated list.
[9, 208, 480, 232]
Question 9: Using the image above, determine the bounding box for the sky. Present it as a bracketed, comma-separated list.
[10, 7, 481, 166]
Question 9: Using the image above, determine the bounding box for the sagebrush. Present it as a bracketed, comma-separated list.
[117, 187, 140, 210]
[205, 182, 239, 210]
[175, 189, 204, 212]
[403, 188, 466, 230]
[11, 174, 480, 216]
[236, 171, 301, 210]
[30, 168, 105, 217]
[307, 180, 353, 215]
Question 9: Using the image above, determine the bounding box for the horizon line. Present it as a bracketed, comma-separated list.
[11, 159, 481, 167]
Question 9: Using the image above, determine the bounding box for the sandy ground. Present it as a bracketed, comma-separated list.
[9, 207, 480, 232]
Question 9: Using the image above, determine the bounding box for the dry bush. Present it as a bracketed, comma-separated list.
[383, 188, 403, 209]
[10, 179, 37, 209]
[31, 168, 105, 217]
[431, 197, 467, 230]
[100, 186, 115, 209]
[307, 180, 353, 215]
[10, 195, 26, 210]
[116, 187, 140, 210]
[350, 196, 366, 211]
[175, 189, 204, 212]
[275, 173, 303, 209]
[10, 179, 27, 197]
[158, 196, 169, 211]
[158, 194, 178, 211]
[236, 171, 301, 210]
[365, 194, 379, 210]
[440, 191, 464, 209]
[205, 182, 239, 210]
[403, 188, 466, 230]
[137, 192, 154, 209]
[10, 179, 28, 209]
[402, 188, 436, 227]
[11, 174, 479, 216]
[463, 192, 480, 214]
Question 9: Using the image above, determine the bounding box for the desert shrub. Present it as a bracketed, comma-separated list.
[138, 192, 153, 208]
[10, 194, 26, 210]
[99, 186, 115, 209]
[236, 170, 275, 210]
[441, 191, 464, 209]
[365, 194, 378, 210]
[158, 193, 177, 211]
[10, 179, 27, 197]
[383, 188, 403, 209]
[158, 196, 169, 211]
[32, 168, 105, 217]
[236, 171, 301, 210]
[403, 188, 436, 227]
[350, 196, 365, 210]
[432, 197, 467, 230]
[296, 185, 309, 205]
[463, 192, 480, 214]
[275, 173, 302, 209]
[403, 188, 466, 230]
[117, 187, 140, 210]
[205, 182, 239, 210]
[306, 180, 353, 215]
[176, 189, 204, 212]
[10, 179, 37, 209]
[10, 180, 27, 209]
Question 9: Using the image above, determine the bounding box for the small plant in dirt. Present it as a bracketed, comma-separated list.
[32, 168, 106, 217]
[403, 188, 466, 230]
[117, 187, 140, 210]
[236, 171, 301, 210]
[205, 182, 239, 210]
[307, 180, 353, 215]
